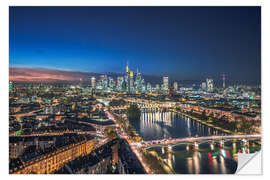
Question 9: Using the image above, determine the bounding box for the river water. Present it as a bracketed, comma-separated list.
[130, 111, 261, 174]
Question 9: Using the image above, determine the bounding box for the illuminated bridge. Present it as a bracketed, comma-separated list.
[132, 134, 261, 149]
[110, 104, 170, 111]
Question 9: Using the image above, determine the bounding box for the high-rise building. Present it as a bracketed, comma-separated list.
[173, 82, 178, 91]
[91, 77, 96, 89]
[117, 76, 124, 91]
[130, 71, 134, 92]
[163, 76, 169, 92]
[201, 82, 207, 90]
[141, 79, 146, 92]
[206, 78, 214, 92]
[147, 82, 152, 92]
[222, 74, 226, 89]
[79, 78, 83, 88]
[134, 69, 145, 92]
[122, 63, 149, 93]
[125, 62, 130, 92]
[126, 62, 129, 74]
[155, 84, 160, 92]
[108, 77, 115, 90]
[100, 75, 108, 90]
[9, 81, 13, 92]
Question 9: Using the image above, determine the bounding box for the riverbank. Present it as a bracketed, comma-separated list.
[171, 109, 234, 135]
[108, 111, 171, 174]
[141, 149, 175, 174]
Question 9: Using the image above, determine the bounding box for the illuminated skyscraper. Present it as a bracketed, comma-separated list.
[125, 62, 130, 92]
[108, 77, 115, 90]
[201, 82, 207, 90]
[79, 78, 83, 88]
[222, 74, 226, 89]
[100, 75, 108, 90]
[134, 69, 145, 92]
[130, 71, 134, 92]
[147, 82, 152, 92]
[9, 81, 13, 92]
[206, 78, 214, 92]
[141, 79, 146, 92]
[117, 76, 124, 91]
[173, 82, 178, 91]
[155, 84, 160, 92]
[126, 62, 129, 74]
[91, 77, 96, 89]
[163, 76, 169, 92]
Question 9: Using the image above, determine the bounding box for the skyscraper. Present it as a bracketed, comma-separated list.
[202, 82, 207, 90]
[117, 76, 124, 91]
[91, 77, 96, 89]
[134, 69, 145, 92]
[163, 76, 169, 92]
[79, 78, 83, 88]
[9, 81, 13, 92]
[126, 62, 129, 74]
[155, 84, 160, 92]
[147, 82, 152, 92]
[141, 79, 146, 92]
[100, 75, 108, 90]
[125, 62, 130, 92]
[222, 74, 226, 89]
[206, 78, 214, 92]
[173, 82, 178, 91]
[108, 77, 115, 90]
[130, 71, 134, 92]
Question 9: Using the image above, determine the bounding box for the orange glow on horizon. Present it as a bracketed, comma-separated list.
[9, 68, 83, 82]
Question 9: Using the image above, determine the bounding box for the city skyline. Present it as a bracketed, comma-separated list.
[10, 7, 261, 83]
[8, 6, 262, 175]
[9, 66, 259, 87]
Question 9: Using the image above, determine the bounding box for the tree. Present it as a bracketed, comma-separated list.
[126, 104, 141, 120]
[207, 117, 213, 122]
[134, 136, 142, 142]
[201, 110, 207, 120]
[105, 127, 118, 140]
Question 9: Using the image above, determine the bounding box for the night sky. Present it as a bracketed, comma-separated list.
[9, 6, 261, 83]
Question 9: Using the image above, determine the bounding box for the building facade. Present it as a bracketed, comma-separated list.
[10, 138, 95, 174]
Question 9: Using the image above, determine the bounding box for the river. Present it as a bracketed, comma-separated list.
[130, 111, 261, 174]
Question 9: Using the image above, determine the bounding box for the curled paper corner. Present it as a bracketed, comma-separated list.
[236, 151, 262, 175]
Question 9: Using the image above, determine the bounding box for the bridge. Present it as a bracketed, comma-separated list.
[110, 104, 170, 112]
[102, 97, 176, 111]
[132, 134, 261, 149]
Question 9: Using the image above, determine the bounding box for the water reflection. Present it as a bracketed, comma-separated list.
[132, 112, 224, 141]
[131, 111, 261, 174]
[193, 151, 200, 174]
[147, 140, 260, 174]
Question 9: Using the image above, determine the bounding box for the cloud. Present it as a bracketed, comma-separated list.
[9, 67, 86, 82]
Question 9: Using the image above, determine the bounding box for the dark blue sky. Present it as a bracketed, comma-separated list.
[9, 6, 261, 83]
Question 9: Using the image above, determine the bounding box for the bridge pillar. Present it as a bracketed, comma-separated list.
[194, 142, 199, 150]
[210, 142, 214, 151]
[186, 144, 190, 151]
[219, 140, 224, 148]
[168, 145, 172, 152]
[161, 146, 165, 154]
[232, 139, 237, 150]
